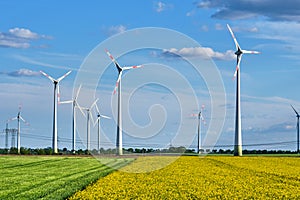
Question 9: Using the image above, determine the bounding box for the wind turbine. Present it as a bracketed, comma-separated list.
[291, 105, 300, 154]
[191, 105, 206, 154]
[227, 24, 260, 156]
[8, 105, 29, 154]
[40, 70, 71, 154]
[59, 85, 83, 154]
[94, 104, 110, 154]
[77, 99, 98, 152]
[105, 49, 142, 155]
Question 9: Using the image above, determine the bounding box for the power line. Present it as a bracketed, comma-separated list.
[1, 132, 297, 150]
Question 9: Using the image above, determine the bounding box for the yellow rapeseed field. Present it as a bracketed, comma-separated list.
[69, 156, 300, 199]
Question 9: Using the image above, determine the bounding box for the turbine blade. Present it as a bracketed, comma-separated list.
[242, 50, 260, 54]
[113, 72, 122, 94]
[90, 98, 99, 110]
[93, 117, 100, 127]
[100, 114, 111, 119]
[233, 55, 242, 79]
[227, 24, 241, 51]
[95, 103, 100, 114]
[122, 65, 143, 70]
[75, 84, 82, 100]
[76, 104, 86, 117]
[19, 115, 30, 125]
[8, 117, 18, 122]
[57, 84, 61, 104]
[89, 111, 95, 125]
[40, 70, 55, 83]
[57, 70, 71, 82]
[105, 49, 122, 72]
[59, 100, 73, 104]
[291, 105, 299, 116]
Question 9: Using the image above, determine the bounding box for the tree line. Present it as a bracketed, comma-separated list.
[0, 147, 297, 155]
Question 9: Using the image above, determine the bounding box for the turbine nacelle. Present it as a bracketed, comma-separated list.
[227, 24, 260, 78]
[105, 49, 142, 94]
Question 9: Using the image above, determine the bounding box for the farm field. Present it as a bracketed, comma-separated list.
[70, 156, 300, 199]
[0, 155, 132, 200]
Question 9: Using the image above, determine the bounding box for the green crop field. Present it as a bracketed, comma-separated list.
[0, 155, 132, 200]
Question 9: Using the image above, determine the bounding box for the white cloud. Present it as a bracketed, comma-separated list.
[0, 39, 30, 48]
[102, 25, 127, 36]
[162, 47, 235, 60]
[0, 27, 51, 49]
[154, 1, 173, 13]
[7, 69, 41, 77]
[155, 1, 166, 12]
[9, 28, 39, 39]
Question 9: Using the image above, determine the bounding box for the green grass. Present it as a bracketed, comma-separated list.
[0, 155, 133, 200]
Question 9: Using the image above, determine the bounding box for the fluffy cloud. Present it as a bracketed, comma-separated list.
[6, 69, 41, 77]
[196, 0, 300, 22]
[154, 1, 173, 13]
[155, 1, 166, 12]
[102, 25, 127, 36]
[9, 28, 39, 39]
[162, 47, 235, 60]
[0, 27, 51, 48]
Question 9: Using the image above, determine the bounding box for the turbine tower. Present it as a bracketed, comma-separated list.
[40, 70, 71, 154]
[77, 99, 98, 152]
[4, 122, 9, 150]
[105, 49, 142, 155]
[8, 105, 29, 154]
[291, 105, 300, 154]
[192, 105, 205, 154]
[59, 85, 83, 154]
[227, 24, 260, 156]
[94, 104, 110, 154]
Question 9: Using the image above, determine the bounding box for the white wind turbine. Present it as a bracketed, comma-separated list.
[40, 70, 71, 154]
[105, 49, 142, 155]
[8, 105, 29, 154]
[94, 104, 110, 154]
[191, 105, 206, 154]
[227, 24, 260, 156]
[291, 105, 300, 154]
[77, 98, 98, 152]
[59, 85, 83, 154]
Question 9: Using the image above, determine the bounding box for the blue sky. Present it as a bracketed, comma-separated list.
[1, 0, 300, 151]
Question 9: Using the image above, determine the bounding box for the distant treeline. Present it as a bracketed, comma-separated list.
[0, 147, 297, 155]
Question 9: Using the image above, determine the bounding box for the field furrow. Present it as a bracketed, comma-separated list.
[0, 156, 133, 200]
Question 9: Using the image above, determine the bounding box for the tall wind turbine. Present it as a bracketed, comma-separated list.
[8, 105, 29, 154]
[40, 70, 71, 154]
[227, 24, 260, 156]
[105, 49, 142, 155]
[94, 104, 110, 154]
[77, 99, 98, 152]
[59, 85, 83, 154]
[291, 105, 300, 154]
[191, 105, 206, 154]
